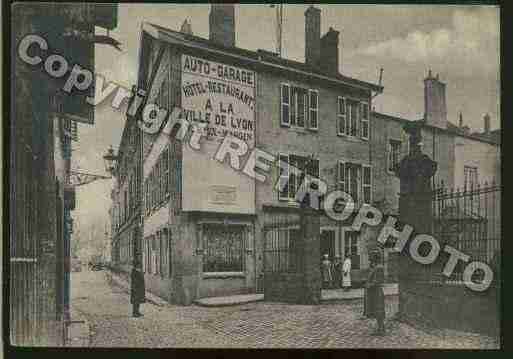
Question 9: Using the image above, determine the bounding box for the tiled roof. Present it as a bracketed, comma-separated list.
[373, 111, 500, 146]
[143, 22, 383, 92]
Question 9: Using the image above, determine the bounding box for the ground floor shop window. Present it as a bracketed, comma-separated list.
[203, 225, 244, 273]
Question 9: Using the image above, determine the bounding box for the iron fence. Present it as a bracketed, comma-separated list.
[263, 212, 302, 273]
[431, 180, 501, 285]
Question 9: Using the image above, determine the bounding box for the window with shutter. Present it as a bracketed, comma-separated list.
[361, 102, 369, 140]
[338, 161, 345, 191]
[281, 84, 290, 126]
[296, 89, 307, 127]
[337, 97, 346, 135]
[290, 88, 297, 126]
[363, 165, 372, 204]
[346, 163, 360, 204]
[388, 140, 401, 172]
[278, 154, 289, 201]
[349, 101, 359, 136]
[278, 154, 319, 202]
[308, 90, 318, 130]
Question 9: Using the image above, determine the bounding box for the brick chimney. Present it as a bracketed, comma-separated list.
[320, 27, 340, 74]
[305, 6, 321, 68]
[484, 113, 491, 135]
[424, 70, 447, 129]
[209, 4, 235, 47]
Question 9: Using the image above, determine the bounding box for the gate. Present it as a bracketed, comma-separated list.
[262, 207, 321, 304]
[263, 212, 302, 274]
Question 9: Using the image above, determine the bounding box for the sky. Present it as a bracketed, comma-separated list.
[71, 4, 500, 235]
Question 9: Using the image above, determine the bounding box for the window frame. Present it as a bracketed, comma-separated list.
[360, 102, 370, 140]
[388, 139, 402, 173]
[362, 165, 372, 205]
[203, 224, 245, 273]
[281, 84, 312, 130]
[347, 99, 359, 137]
[338, 160, 346, 192]
[337, 96, 346, 136]
[278, 153, 290, 201]
[295, 87, 307, 128]
[308, 89, 319, 130]
[464, 165, 479, 189]
[345, 162, 361, 206]
[280, 83, 290, 127]
[278, 153, 320, 203]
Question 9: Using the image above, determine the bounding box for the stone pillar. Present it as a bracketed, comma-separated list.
[395, 122, 437, 316]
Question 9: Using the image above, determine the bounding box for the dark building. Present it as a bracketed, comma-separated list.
[110, 93, 143, 274]
[10, 3, 117, 345]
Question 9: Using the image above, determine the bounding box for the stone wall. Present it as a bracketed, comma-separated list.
[401, 284, 499, 336]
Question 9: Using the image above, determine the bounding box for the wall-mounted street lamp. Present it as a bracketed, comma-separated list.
[68, 147, 117, 187]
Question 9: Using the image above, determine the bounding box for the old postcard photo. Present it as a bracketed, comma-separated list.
[7, 3, 501, 349]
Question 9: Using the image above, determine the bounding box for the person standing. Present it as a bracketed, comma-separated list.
[130, 260, 145, 318]
[321, 254, 333, 289]
[333, 255, 342, 289]
[365, 250, 386, 335]
[342, 254, 352, 291]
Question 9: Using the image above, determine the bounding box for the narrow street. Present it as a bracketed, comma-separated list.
[70, 270, 499, 349]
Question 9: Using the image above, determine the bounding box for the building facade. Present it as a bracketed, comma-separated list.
[120, 5, 386, 304]
[110, 113, 143, 273]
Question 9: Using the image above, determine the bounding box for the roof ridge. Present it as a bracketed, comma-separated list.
[143, 21, 383, 91]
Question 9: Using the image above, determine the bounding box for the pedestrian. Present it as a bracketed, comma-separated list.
[342, 254, 352, 291]
[333, 255, 342, 289]
[321, 254, 333, 289]
[130, 260, 145, 318]
[365, 250, 386, 335]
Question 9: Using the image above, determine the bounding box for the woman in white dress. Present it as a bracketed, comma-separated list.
[342, 255, 352, 291]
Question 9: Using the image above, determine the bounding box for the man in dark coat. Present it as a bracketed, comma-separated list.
[366, 250, 386, 335]
[130, 261, 145, 317]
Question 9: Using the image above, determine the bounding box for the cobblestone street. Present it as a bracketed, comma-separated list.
[70, 271, 499, 349]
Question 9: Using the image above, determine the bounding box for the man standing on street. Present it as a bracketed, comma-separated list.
[130, 260, 145, 318]
[365, 250, 386, 336]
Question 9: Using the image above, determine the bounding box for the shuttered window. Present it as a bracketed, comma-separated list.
[360, 102, 369, 140]
[337, 97, 346, 135]
[309, 89, 318, 130]
[281, 84, 290, 126]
